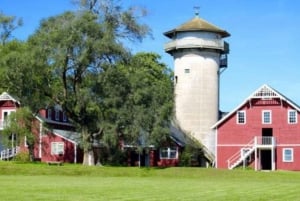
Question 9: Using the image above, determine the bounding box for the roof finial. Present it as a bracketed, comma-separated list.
[194, 6, 200, 17]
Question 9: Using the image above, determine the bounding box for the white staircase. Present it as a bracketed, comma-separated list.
[227, 138, 255, 170]
[227, 136, 275, 170]
[0, 147, 20, 160]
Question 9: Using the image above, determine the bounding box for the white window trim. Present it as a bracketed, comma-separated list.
[236, 110, 246, 124]
[51, 142, 64, 155]
[184, 68, 190, 74]
[160, 147, 178, 159]
[1, 109, 16, 128]
[262, 110, 272, 124]
[288, 110, 297, 124]
[283, 148, 293, 162]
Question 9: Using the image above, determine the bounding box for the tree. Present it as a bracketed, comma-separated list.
[96, 52, 174, 163]
[27, 1, 150, 165]
[0, 12, 23, 45]
[2, 107, 36, 161]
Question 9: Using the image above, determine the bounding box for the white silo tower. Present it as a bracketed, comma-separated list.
[164, 12, 230, 163]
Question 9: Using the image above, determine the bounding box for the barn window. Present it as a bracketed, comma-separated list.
[160, 147, 178, 159]
[262, 110, 272, 124]
[283, 148, 293, 162]
[237, 111, 246, 124]
[51, 142, 64, 155]
[288, 110, 297, 124]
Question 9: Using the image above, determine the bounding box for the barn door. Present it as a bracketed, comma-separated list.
[261, 128, 273, 170]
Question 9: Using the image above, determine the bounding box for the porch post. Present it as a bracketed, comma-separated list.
[255, 147, 257, 171]
[271, 147, 275, 171]
[254, 137, 257, 171]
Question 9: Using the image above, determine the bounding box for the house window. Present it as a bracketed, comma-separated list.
[51, 142, 64, 155]
[55, 110, 60, 121]
[160, 147, 177, 159]
[237, 111, 246, 124]
[184, 69, 190, 73]
[283, 148, 293, 162]
[262, 110, 272, 124]
[47, 109, 52, 120]
[288, 110, 297, 124]
[63, 112, 67, 122]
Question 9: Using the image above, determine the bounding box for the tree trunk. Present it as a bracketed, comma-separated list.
[83, 149, 95, 166]
[81, 126, 95, 166]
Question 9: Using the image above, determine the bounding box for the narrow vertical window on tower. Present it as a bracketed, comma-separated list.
[237, 110, 246, 124]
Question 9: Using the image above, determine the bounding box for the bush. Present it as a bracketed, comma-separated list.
[13, 151, 30, 163]
[179, 145, 203, 167]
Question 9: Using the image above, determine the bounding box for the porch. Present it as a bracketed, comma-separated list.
[227, 136, 276, 171]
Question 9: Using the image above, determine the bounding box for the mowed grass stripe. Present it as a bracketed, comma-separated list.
[1, 163, 300, 200]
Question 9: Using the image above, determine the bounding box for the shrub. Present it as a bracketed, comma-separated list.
[13, 151, 30, 163]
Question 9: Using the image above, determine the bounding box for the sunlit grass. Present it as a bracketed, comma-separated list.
[0, 162, 300, 201]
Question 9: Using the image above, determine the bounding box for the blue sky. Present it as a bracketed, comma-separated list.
[1, 0, 300, 112]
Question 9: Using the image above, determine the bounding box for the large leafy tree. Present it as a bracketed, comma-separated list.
[97, 52, 174, 159]
[27, 1, 150, 165]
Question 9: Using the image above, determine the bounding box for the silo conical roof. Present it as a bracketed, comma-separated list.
[164, 16, 230, 38]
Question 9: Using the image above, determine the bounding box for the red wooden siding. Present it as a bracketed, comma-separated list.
[216, 96, 300, 170]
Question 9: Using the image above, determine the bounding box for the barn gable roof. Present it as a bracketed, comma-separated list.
[0, 92, 20, 105]
[212, 84, 300, 128]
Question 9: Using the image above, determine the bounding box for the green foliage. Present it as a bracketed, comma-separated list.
[179, 144, 203, 167]
[0, 1, 171, 166]
[98, 52, 174, 149]
[13, 151, 30, 163]
[0, 11, 23, 44]
[2, 107, 36, 161]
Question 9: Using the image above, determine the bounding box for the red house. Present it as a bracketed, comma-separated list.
[213, 84, 300, 171]
[32, 106, 83, 163]
[0, 92, 82, 164]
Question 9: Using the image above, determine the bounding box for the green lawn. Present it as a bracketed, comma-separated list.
[0, 162, 300, 201]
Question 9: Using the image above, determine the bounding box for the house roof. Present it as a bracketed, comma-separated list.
[164, 15, 230, 38]
[170, 125, 187, 147]
[52, 129, 81, 145]
[36, 115, 74, 127]
[212, 84, 300, 128]
[0, 92, 20, 105]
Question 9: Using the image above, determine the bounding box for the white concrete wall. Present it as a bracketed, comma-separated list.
[173, 46, 220, 157]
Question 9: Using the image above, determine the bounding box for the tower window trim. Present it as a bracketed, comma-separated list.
[184, 68, 190, 74]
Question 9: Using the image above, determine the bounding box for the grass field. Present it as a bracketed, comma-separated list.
[0, 162, 300, 201]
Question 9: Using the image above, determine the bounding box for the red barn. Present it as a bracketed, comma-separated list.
[213, 84, 300, 171]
